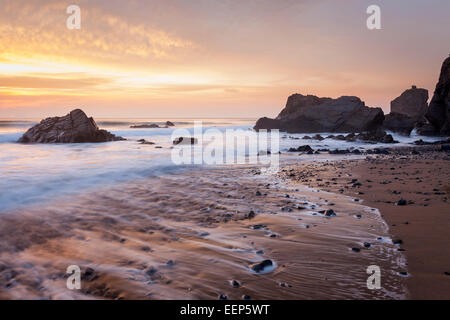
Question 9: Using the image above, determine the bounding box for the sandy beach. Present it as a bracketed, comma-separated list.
[281, 146, 450, 299]
[0, 160, 409, 300]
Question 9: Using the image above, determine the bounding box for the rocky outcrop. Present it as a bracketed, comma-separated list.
[384, 112, 418, 135]
[173, 137, 198, 145]
[18, 109, 125, 143]
[131, 124, 161, 128]
[391, 86, 428, 119]
[384, 86, 429, 135]
[254, 94, 384, 133]
[422, 56, 450, 135]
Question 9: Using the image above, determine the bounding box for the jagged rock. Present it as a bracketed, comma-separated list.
[391, 86, 429, 119]
[384, 112, 417, 135]
[130, 124, 160, 128]
[423, 56, 450, 135]
[173, 137, 198, 145]
[288, 145, 313, 153]
[254, 94, 384, 133]
[384, 86, 428, 135]
[18, 109, 125, 143]
[355, 129, 397, 144]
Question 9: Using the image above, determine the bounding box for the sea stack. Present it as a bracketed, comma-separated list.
[384, 86, 429, 135]
[254, 94, 384, 133]
[422, 56, 450, 135]
[18, 109, 125, 143]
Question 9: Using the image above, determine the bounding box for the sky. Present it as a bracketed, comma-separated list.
[0, 0, 449, 119]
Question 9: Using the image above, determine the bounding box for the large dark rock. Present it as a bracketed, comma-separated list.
[18, 109, 125, 143]
[390, 86, 428, 120]
[384, 112, 417, 135]
[254, 94, 384, 133]
[421, 56, 450, 135]
[384, 86, 429, 135]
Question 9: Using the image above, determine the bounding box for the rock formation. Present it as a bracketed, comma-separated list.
[384, 86, 429, 135]
[422, 56, 450, 135]
[18, 109, 125, 143]
[254, 94, 384, 133]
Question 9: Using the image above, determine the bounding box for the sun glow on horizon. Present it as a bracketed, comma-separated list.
[0, 0, 448, 118]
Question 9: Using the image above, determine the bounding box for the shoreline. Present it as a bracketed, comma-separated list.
[0, 163, 407, 300]
[280, 146, 450, 299]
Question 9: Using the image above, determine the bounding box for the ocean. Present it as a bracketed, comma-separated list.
[0, 118, 443, 213]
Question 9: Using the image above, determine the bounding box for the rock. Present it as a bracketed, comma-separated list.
[384, 113, 418, 135]
[351, 248, 361, 253]
[250, 260, 273, 273]
[329, 149, 350, 155]
[166, 260, 175, 266]
[355, 128, 397, 143]
[165, 121, 175, 126]
[391, 86, 429, 120]
[423, 56, 450, 135]
[242, 295, 251, 300]
[312, 134, 324, 141]
[18, 109, 125, 143]
[364, 242, 371, 248]
[325, 209, 336, 217]
[83, 267, 99, 282]
[392, 239, 403, 245]
[130, 123, 160, 128]
[137, 139, 155, 145]
[254, 94, 384, 133]
[288, 145, 313, 153]
[219, 294, 228, 300]
[173, 137, 198, 145]
[231, 280, 241, 288]
[396, 199, 407, 206]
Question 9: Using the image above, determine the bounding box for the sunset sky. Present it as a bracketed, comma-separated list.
[0, 0, 449, 118]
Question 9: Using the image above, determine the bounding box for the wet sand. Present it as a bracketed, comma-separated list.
[281, 146, 450, 299]
[0, 164, 406, 300]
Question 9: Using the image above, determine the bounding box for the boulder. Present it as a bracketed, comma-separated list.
[173, 137, 198, 145]
[355, 129, 397, 144]
[390, 86, 428, 120]
[130, 123, 160, 128]
[423, 56, 450, 135]
[384, 112, 417, 135]
[384, 86, 429, 135]
[18, 109, 125, 143]
[254, 94, 384, 133]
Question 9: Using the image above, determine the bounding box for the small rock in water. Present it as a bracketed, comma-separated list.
[247, 210, 255, 219]
[351, 248, 361, 253]
[250, 259, 274, 273]
[355, 214, 362, 219]
[242, 295, 251, 300]
[325, 209, 336, 217]
[231, 280, 241, 288]
[392, 239, 403, 245]
[219, 294, 228, 300]
[83, 267, 98, 282]
[364, 242, 371, 248]
[145, 267, 157, 277]
[444, 272, 450, 276]
[255, 191, 262, 196]
[166, 260, 175, 267]
[396, 199, 407, 206]
[199, 232, 210, 237]
[256, 250, 264, 255]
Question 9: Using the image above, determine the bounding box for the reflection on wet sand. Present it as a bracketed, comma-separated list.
[0, 165, 407, 300]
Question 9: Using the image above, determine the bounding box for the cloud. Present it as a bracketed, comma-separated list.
[0, 75, 111, 89]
